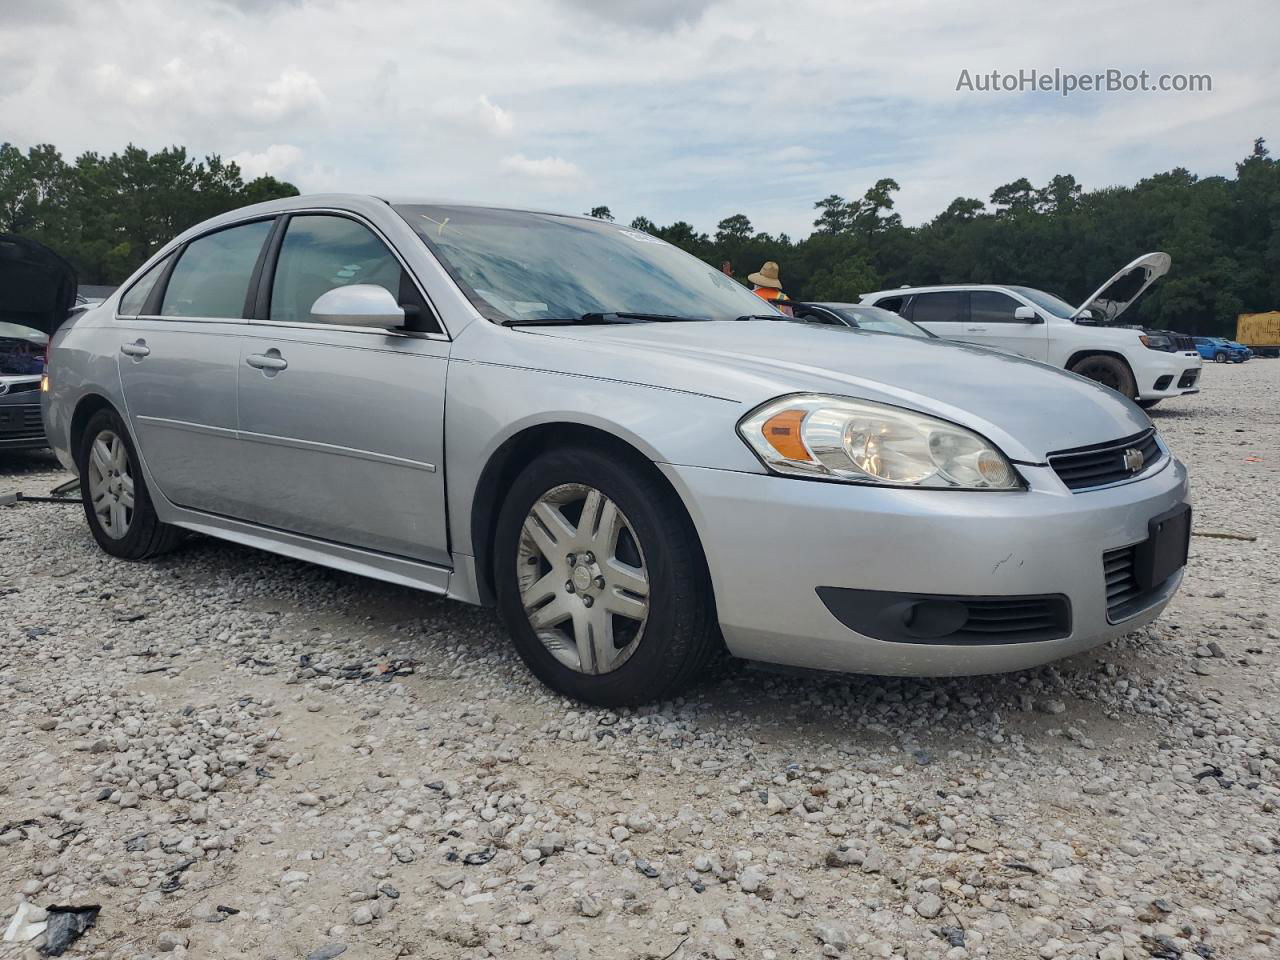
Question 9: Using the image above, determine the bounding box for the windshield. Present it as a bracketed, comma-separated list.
[1006, 286, 1077, 319]
[823, 304, 933, 338]
[0, 323, 46, 376]
[395, 204, 772, 324]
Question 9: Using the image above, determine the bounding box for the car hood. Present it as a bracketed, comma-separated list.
[1072, 251, 1169, 322]
[521, 322, 1151, 462]
[0, 235, 77, 336]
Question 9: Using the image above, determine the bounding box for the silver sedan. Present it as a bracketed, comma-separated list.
[39, 195, 1190, 704]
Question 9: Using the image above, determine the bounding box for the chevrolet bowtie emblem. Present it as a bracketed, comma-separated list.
[1122, 448, 1145, 472]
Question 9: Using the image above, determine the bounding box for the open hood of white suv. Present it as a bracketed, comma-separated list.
[1071, 251, 1170, 322]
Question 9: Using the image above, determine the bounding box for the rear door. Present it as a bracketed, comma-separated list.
[116, 219, 273, 514]
[908, 291, 970, 342]
[232, 212, 451, 566]
[963, 290, 1049, 360]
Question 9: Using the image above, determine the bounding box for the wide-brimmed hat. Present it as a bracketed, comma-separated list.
[748, 261, 782, 289]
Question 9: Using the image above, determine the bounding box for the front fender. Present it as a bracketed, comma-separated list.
[443, 357, 760, 557]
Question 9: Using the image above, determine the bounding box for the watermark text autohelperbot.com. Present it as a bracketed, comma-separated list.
[956, 68, 1211, 97]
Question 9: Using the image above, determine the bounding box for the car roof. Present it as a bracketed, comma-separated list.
[863, 284, 1021, 298]
[169, 194, 608, 249]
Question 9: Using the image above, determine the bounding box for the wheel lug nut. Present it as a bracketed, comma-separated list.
[594, 576, 605, 589]
[565, 581, 575, 594]
[582, 595, 594, 608]
[566, 553, 576, 565]
[583, 552, 595, 564]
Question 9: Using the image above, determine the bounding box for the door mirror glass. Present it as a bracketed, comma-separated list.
[309, 284, 406, 328]
[1013, 305, 1041, 323]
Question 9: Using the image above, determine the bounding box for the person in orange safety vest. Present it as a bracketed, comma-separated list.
[747, 261, 792, 316]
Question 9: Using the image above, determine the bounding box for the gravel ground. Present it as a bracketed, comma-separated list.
[1, 361, 1278, 960]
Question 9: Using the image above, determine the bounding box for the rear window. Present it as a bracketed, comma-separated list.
[160, 220, 272, 319]
[911, 291, 968, 324]
[118, 255, 172, 317]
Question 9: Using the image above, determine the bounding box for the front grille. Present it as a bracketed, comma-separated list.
[948, 597, 1072, 643]
[0, 404, 45, 440]
[5, 381, 40, 395]
[1178, 369, 1199, 388]
[1048, 429, 1163, 492]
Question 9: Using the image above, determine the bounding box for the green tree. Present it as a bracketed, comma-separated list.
[714, 213, 754, 243]
[585, 205, 614, 221]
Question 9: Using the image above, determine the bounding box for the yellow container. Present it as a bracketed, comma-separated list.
[1236, 311, 1280, 346]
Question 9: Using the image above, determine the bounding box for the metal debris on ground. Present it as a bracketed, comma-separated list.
[41, 904, 100, 957]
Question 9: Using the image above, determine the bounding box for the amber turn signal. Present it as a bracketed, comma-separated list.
[761, 409, 810, 461]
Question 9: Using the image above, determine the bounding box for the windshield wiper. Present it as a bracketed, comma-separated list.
[733, 313, 788, 322]
[504, 312, 710, 327]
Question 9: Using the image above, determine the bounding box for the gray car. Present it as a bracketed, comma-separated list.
[38, 195, 1190, 705]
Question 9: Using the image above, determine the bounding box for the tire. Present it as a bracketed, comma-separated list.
[1137, 399, 1161, 410]
[77, 407, 182, 560]
[1069, 355, 1137, 399]
[493, 445, 718, 706]
[1214, 352, 1228, 363]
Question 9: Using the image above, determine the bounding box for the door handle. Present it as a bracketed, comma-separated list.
[120, 340, 150, 358]
[966, 326, 988, 332]
[246, 352, 288, 372]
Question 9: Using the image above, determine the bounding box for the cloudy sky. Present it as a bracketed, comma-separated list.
[3, 0, 1275, 236]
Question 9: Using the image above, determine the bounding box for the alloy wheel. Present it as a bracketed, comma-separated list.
[86, 429, 134, 538]
[516, 483, 650, 675]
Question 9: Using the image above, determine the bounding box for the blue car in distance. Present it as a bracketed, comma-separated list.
[1193, 336, 1249, 363]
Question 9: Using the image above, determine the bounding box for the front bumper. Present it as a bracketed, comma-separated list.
[662, 455, 1188, 677]
[1139, 352, 1202, 399]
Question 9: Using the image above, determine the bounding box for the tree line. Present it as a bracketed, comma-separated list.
[589, 138, 1278, 337]
[0, 142, 298, 287]
[3, 139, 1276, 336]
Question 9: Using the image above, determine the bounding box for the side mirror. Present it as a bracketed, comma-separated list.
[309, 284, 405, 329]
[1013, 305, 1042, 324]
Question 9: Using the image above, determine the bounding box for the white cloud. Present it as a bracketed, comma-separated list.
[1, 0, 1275, 238]
[501, 153, 583, 181]
[230, 144, 304, 179]
[476, 95, 514, 136]
[247, 68, 324, 121]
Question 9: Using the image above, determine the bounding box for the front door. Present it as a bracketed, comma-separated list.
[116, 219, 274, 514]
[232, 213, 450, 566]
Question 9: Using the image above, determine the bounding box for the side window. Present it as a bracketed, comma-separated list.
[911, 291, 968, 324]
[160, 220, 272, 318]
[797, 307, 843, 326]
[970, 290, 1023, 324]
[269, 215, 425, 326]
[117, 254, 172, 316]
[874, 295, 905, 314]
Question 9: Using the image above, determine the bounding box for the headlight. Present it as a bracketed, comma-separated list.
[1139, 334, 1175, 352]
[738, 395, 1021, 489]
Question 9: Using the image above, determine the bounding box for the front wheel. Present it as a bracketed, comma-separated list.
[77, 408, 182, 560]
[1214, 352, 1228, 363]
[494, 446, 718, 706]
[1068, 355, 1137, 399]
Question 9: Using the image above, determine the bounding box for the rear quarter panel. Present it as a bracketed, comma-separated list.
[43, 309, 127, 471]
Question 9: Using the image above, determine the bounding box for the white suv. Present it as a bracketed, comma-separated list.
[861, 253, 1201, 408]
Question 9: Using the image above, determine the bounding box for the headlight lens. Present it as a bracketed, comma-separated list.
[738, 395, 1021, 489]
[1139, 334, 1174, 352]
